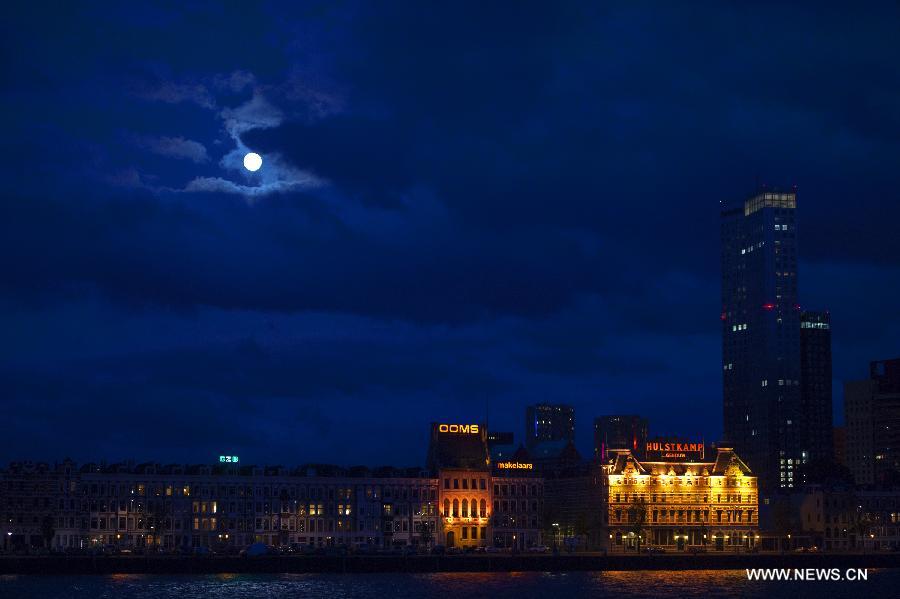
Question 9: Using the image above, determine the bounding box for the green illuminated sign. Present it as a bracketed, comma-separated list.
[219, 455, 239, 463]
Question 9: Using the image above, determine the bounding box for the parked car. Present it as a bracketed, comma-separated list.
[528, 545, 549, 553]
[644, 546, 666, 554]
[688, 546, 707, 554]
[430, 544, 446, 555]
[485, 546, 504, 554]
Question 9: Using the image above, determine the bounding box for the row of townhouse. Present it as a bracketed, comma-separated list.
[1, 456, 544, 551]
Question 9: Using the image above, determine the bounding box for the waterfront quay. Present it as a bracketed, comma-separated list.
[1, 552, 899, 575]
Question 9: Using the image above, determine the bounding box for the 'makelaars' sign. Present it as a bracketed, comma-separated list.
[496, 461, 533, 470]
[645, 441, 704, 461]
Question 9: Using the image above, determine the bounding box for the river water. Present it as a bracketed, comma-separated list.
[1, 569, 895, 598]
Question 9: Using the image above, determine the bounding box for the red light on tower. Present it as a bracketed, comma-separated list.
[762, 303, 775, 310]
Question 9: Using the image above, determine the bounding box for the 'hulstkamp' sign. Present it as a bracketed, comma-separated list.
[644, 440, 704, 461]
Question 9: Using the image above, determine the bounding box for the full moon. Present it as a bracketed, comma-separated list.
[243, 152, 262, 172]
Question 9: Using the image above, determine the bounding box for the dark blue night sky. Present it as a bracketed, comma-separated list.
[2, 2, 899, 467]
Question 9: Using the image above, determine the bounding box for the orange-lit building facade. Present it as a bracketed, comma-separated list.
[438, 468, 491, 548]
[604, 446, 759, 551]
[428, 423, 542, 549]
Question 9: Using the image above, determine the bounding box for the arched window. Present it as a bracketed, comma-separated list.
[453, 498, 459, 517]
[462, 499, 468, 517]
[444, 499, 450, 517]
[472, 498, 479, 517]
[480, 499, 487, 517]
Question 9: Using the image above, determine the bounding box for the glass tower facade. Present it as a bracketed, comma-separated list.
[721, 191, 801, 491]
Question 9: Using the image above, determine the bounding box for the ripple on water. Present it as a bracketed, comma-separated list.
[0, 570, 896, 599]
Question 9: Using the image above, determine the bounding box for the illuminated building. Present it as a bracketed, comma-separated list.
[594, 415, 648, 461]
[438, 467, 492, 548]
[525, 404, 574, 449]
[604, 446, 758, 551]
[845, 358, 900, 485]
[722, 190, 802, 491]
[1, 422, 543, 552]
[427, 422, 543, 549]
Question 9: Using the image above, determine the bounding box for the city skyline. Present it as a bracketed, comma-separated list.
[3, 2, 900, 468]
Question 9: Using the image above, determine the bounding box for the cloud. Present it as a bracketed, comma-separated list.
[184, 171, 323, 197]
[178, 90, 325, 199]
[128, 74, 328, 199]
[220, 91, 284, 139]
[132, 80, 215, 109]
[136, 135, 209, 163]
[213, 70, 257, 93]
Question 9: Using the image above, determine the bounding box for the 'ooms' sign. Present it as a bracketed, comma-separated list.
[438, 424, 480, 434]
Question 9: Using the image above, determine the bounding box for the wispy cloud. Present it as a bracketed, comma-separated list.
[132, 80, 214, 109]
[136, 135, 209, 163]
[212, 70, 256, 93]
[183, 172, 324, 197]
[220, 92, 283, 139]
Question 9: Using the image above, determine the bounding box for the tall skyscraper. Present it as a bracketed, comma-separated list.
[800, 310, 833, 465]
[721, 190, 802, 491]
[593, 415, 648, 461]
[845, 358, 900, 485]
[525, 404, 575, 448]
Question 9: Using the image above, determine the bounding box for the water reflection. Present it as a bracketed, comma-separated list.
[0, 570, 894, 599]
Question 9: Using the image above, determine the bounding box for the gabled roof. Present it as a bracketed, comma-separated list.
[611, 451, 647, 475]
[607, 447, 753, 477]
[711, 447, 752, 475]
